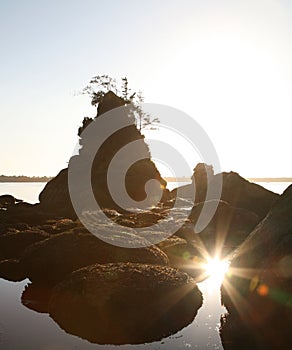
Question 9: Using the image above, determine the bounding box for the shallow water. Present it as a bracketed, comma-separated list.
[0, 182, 46, 204]
[0, 276, 225, 350]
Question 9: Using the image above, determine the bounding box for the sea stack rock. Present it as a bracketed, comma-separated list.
[220, 185, 292, 350]
[39, 91, 169, 217]
[49, 263, 203, 344]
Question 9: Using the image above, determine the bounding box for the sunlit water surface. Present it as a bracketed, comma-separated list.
[0, 277, 226, 350]
[0, 182, 46, 204]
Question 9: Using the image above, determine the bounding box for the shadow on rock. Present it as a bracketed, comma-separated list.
[49, 262, 203, 345]
[220, 185, 292, 350]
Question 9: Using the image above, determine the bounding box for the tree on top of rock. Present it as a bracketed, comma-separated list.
[82, 75, 159, 132]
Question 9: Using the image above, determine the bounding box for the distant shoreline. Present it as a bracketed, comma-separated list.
[0, 176, 52, 183]
[0, 176, 291, 183]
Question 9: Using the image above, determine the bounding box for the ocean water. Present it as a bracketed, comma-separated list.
[253, 181, 290, 195]
[0, 181, 289, 204]
[0, 182, 46, 204]
[0, 181, 290, 349]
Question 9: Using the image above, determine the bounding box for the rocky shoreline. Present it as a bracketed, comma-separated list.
[0, 171, 284, 346]
[0, 90, 290, 347]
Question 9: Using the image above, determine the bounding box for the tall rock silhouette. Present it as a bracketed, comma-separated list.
[39, 91, 169, 217]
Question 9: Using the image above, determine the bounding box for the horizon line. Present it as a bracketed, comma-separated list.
[163, 176, 292, 182]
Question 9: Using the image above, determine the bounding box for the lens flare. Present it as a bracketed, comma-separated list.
[203, 256, 230, 286]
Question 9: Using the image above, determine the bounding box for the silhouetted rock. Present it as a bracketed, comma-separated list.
[39, 91, 169, 217]
[39, 218, 76, 234]
[192, 163, 214, 202]
[0, 194, 22, 209]
[171, 168, 278, 220]
[175, 200, 259, 256]
[157, 236, 201, 275]
[0, 259, 25, 282]
[0, 229, 49, 260]
[97, 90, 125, 115]
[49, 262, 203, 345]
[171, 163, 214, 203]
[5, 202, 48, 225]
[221, 185, 292, 350]
[0, 220, 31, 236]
[22, 282, 53, 313]
[217, 172, 278, 219]
[39, 169, 74, 217]
[20, 231, 168, 285]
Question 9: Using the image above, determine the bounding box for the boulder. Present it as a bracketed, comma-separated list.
[176, 200, 259, 256]
[38, 168, 75, 218]
[0, 259, 25, 282]
[5, 202, 50, 225]
[0, 229, 49, 260]
[0, 221, 30, 236]
[49, 262, 203, 344]
[220, 185, 292, 350]
[217, 172, 279, 219]
[20, 230, 168, 285]
[21, 282, 53, 313]
[171, 169, 278, 220]
[38, 218, 77, 234]
[0, 194, 22, 208]
[157, 236, 201, 277]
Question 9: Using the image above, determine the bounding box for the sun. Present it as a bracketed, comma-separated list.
[203, 256, 230, 285]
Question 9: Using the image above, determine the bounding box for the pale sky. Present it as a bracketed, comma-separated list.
[0, 0, 291, 177]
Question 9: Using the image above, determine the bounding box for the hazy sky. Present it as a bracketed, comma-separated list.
[1, 0, 291, 177]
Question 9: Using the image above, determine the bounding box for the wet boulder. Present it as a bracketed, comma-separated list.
[0, 259, 25, 282]
[192, 200, 259, 253]
[175, 200, 259, 256]
[39, 218, 77, 234]
[20, 230, 168, 285]
[0, 194, 22, 209]
[49, 262, 203, 345]
[5, 202, 48, 225]
[22, 282, 54, 313]
[0, 229, 50, 260]
[157, 236, 202, 277]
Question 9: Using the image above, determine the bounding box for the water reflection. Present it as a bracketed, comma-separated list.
[0, 277, 226, 350]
